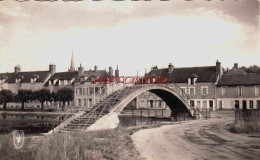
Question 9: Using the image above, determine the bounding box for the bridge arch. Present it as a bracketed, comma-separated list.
[110, 85, 193, 116]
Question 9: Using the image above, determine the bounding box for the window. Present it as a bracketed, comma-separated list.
[238, 86, 244, 96]
[89, 99, 92, 106]
[15, 78, 21, 83]
[84, 99, 87, 106]
[255, 86, 260, 96]
[190, 100, 195, 108]
[235, 100, 239, 109]
[221, 87, 227, 96]
[249, 100, 254, 109]
[89, 87, 94, 94]
[31, 78, 37, 83]
[78, 88, 82, 95]
[95, 87, 99, 93]
[157, 100, 162, 107]
[189, 87, 195, 95]
[202, 100, 207, 109]
[191, 78, 195, 85]
[197, 100, 201, 108]
[188, 78, 196, 85]
[219, 100, 223, 109]
[201, 86, 208, 95]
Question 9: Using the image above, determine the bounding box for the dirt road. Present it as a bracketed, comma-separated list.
[132, 117, 260, 160]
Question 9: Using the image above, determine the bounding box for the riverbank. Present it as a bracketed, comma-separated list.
[0, 127, 144, 160]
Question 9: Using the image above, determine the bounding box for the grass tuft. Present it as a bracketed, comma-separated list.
[230, 118, 260, 133]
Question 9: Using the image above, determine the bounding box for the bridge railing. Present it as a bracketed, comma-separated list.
[50, 86, 109, 133]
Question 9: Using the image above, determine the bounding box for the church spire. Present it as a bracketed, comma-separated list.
[69, 51, 76, 72]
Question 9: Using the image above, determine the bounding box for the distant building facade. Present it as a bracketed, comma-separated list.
[136, 61, 223, 111]
[216, 63, 260, 110]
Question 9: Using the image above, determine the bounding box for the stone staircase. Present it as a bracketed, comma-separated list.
[59, 86, 141, 133]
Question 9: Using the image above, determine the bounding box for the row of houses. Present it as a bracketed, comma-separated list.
[0, 57, 123, 108]
[138, 61, 260, 110]
[1, 57, 260, 110]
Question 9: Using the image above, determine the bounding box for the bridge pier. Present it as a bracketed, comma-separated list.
[85, 112, 120, 132]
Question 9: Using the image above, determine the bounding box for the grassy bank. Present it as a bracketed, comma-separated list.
[229, 118, 260, 133]
[0, 127, 142, 160]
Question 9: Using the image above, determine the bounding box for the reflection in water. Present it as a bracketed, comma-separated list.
[0, 113, 71, 135]
[119, 115, 170, 127]
[119, 109, 171, 127]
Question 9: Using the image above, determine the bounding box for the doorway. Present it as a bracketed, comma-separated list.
[257, 101, 260, 109]
[190, 100, 195, 109]
[242, 100, 247, 110]
[209, 100, 213, 111]
[235, 100, 239, 109]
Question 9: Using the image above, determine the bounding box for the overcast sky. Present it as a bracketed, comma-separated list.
[0, 0, 259, 76]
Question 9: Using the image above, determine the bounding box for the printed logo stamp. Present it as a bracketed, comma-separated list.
[12, 130, 24, 149]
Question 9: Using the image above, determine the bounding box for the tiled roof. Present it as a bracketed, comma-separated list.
[6, 71, 50, 83]
[226, 68, 247, 75]
[49, 71, 78, 80]
[148, 66, 218, 83]
[74, 70, 109, 83]
[0, 73, 13, 81]
[217, 73, 260, 86]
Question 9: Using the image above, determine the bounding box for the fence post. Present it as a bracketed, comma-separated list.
[198, 109, 200, 119]
[161, 109, 164, 123]
[140, 109, 143, 126]
[155, 109, 157, 123]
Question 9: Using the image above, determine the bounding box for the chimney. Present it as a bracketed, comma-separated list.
[115, 65, 119, 77]
[49, 64, 56, 76]
[78, 64, 84, 76]
[168, 63, 174, 74]
[216, 60, 223, 76]
[151, 65, 158, 70]
[14, 65, 21, 74]
[109, 66, 113, 77]
[94, 65, 98, 72]
[234, 63, 238, 69]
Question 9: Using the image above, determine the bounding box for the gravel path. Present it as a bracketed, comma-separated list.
[132, 117, 260, 160]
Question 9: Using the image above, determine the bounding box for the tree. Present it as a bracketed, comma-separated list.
[239, 65, 260, 73]
[34, 89, 51, 110]
[0, 89, 14, 110]
[17, 89, 34, 110]
[56, 88, 74, 111]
